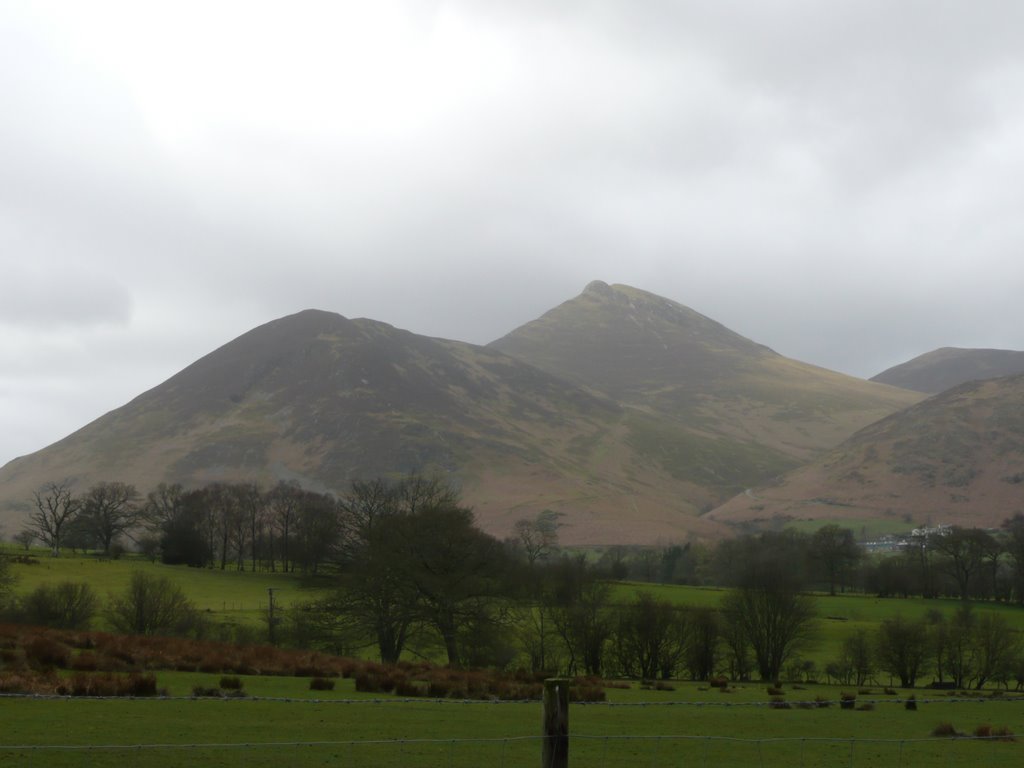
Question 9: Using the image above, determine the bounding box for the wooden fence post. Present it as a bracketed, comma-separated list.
[542, 678, 569, 768]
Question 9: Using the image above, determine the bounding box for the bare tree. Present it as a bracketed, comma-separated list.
[722, 584, 816, 681]
[932, 527, 999, 600]
[513, 509, 561, 565]
[1001, 514, 1024, 604]
[268, 481, 302, 572]
[143, 483, 185, 529]
[80, 481, 141, 555]
[29, 480, 81, 557]
[810, 524, 862, 595]
[876, 615, 930, 687]
[610, 592, 686, 679]
[551, 579, 613, 676]
[973, 613, 1021, 689]
[20, 581, 99, 629]
[13, 530, 36, 551]
[720, 542, 816, 682]
[0, 553, 14, 607]
[107, 571, 204, 636]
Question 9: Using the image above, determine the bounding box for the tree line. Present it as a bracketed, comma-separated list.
[599, 521, 1024, 604]
[8, 476, 1024, 687]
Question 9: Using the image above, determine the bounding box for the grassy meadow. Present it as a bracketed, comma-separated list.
[2, 675, 1022, 767]
[6, 546, 1024, 670]
[4, 547, 1024, 766]
[3, 547, 324, 631]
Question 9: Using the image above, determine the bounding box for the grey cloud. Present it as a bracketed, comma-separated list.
[2, 1, 1024, 465]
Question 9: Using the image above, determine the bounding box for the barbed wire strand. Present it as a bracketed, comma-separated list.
[1, 691, 1021, 707]
[0, 733, 1018, 753]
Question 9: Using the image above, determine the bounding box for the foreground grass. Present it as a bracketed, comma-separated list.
[1, 679, 1021, 767]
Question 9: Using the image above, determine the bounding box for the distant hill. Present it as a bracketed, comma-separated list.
[707, 374, 1024, 531]
[491, 280, 922, 483]
[871, 347, 1024, 393]
[0, 308, 736, 544]
[0, 283, 923, 545]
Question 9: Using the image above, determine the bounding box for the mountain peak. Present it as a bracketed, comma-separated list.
[490, 282, 770, 395]
[583, 279, 613, 297]
[871, 346, 1024, 393]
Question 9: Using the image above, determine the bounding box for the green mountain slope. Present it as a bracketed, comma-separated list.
[491, 281, 922, 490]
[708, 374, 1024, 530]
[0, 309, 731, 544]
[871, 347, 1024, 394]
[0, 283, 926, 545]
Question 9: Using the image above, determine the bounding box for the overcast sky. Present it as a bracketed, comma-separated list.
[2, 0, 1024, 467]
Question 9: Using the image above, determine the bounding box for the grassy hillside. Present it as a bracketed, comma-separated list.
[0, 310, 734, 544]
[872, 347, 1024, 393]
[492, 281, 922, 501]
[0, 284, 923, 545]
[708, 375, 1024, 530]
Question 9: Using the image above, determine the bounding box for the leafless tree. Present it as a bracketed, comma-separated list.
[13, 530, 36, 551]
[29, 480, 81, 557]
[932, 526, 999, 600]
[80, 481, 141, 555]
[107, 571, 204, 636]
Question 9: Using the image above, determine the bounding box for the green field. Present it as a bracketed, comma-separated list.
[3, 548, 328, 631]
[611, 581, 1024, 671]
[1, 676, 1021, 767]
[4, 553, 1024, 765]
[7, 550, 1024, 670]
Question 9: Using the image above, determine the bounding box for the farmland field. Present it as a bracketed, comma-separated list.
[2, 676, 1022, 767]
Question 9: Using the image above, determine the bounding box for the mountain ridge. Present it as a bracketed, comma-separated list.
[1, 283, 924, 544]
[871, 346, 1024, 393]
[707, 374, 1024, 531]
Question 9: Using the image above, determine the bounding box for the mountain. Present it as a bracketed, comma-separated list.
[491, 281, 922, 489]
[0, 308, 735, 544]
[871, 347, 1024, 393]
[0, 283, 924, 545]
[707, 374, 1024, 531]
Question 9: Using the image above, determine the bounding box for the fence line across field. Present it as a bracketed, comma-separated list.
[2, 691, 1022, 707]
[0, 734, 1018, 767]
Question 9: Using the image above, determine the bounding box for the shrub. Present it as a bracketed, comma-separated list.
[107, 572, 205, 637]
[394, 679, 423, 697]
[66, 672, 158, 697]
[19, 582, 99, 630]
[192, 686, 222, 698]
[124, 673, 159, 696]
[905, 696, 917, 711]
[932, 722, 961, 737]
[219, 676, 243, 690]
[309, 677, 335, 691]
[840, 692, 856, 710]
[569, 684, 606, 702]
[70, 653, 98, 671]
[24, 636, 70, 668]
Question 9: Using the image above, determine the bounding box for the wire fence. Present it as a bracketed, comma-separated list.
[3, 691, 1023, 706]
[0, 733, 1019, 767]
[2, 695, 1022, 766]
